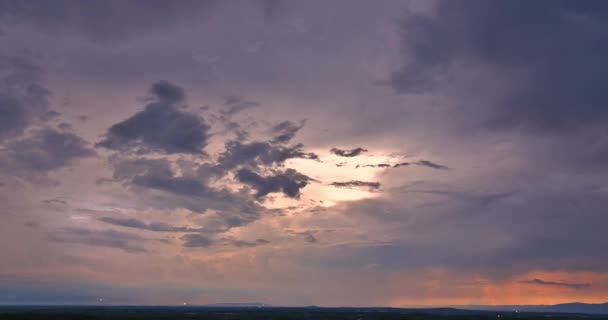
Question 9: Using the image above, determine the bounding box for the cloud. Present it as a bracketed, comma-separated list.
[235, 168, 312, 198]
[227, 238, 270, 248]
[220, 95, 259, 116]
[98, 216, 203, 233]
[97, 81, 210, 154]
[0, 128, 95, 177]
[330, 147, 368, 157]
[215, 141, 318, 174]
[414, 160, 448, 170]
[390, 0, 608, 134]
[109, 156, 263, 232]
[285, 230, 318, 243]
[57, 122, 72, 130]
[392, 162, 410, 168]
[302, 233, 317, 243]
[0, 0, 220, 43]
[0, 56, 50, 141]
[150, 80, 185, 104]
[522, 278, 591, 290]
[383, 0, 608, 174]
[110, 157, 215, 198]
[329, 184, 608, 277]
[181, 233, 270, 248]
[330, 181, 381, 190]
[181, 233, 214, 247]
[397, 186, 514, 208]
[96, 82, 323, 240]
[351, 161, 447, 170]
[270, 120, 305, 144]
[42, 110, 61, 121]
[48, 227, 147, 253]
[356, 163, 391, 168]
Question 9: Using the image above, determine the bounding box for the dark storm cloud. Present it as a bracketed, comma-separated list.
[0, 0, 220, 43]
[330, 147, 368, 157]
[97, 82, 321, 236]
[1, 128, 95, 175]
[391, 0, 608, 133]
[109, 156, 263, 231]
[112, 157, 218, 199]
[48, 227, 147, 253]
[150, 80, 185, 104]
[329, 181, 380, 190]
[270, 120, 305, 144]
[98, 216, 203, 233]
[111, 157, 213, 197]
[235, 168, 312, 198]
[414, 160, 448, 170]
[215, 140, 318, 174]
[0, 56, 50, 140]
[97, 81, 210, 154]
[333, 186, 608, 276]
[522, 278, 591, 290]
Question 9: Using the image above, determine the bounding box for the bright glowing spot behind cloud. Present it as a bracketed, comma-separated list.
[281, 151, 400, 206]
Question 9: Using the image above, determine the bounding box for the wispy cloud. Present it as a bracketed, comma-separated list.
[522, 278, 591, 290]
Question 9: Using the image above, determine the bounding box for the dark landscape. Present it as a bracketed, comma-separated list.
[1, 306, 607, 320]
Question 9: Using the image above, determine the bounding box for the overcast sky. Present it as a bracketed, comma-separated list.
[1, 0, 608, 306]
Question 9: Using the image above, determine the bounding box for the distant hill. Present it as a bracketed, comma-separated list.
[465, 302, 608, 314]
[186, 301, 608, 315]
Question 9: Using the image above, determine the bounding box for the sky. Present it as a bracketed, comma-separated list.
[1, 0, 608, 306]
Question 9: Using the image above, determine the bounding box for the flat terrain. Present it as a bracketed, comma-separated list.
[0, 307, 606, 320]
